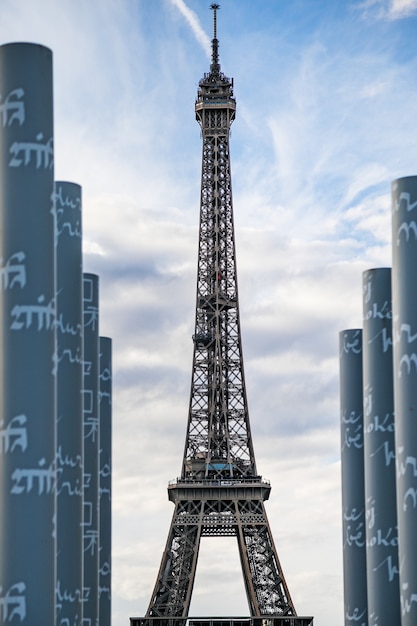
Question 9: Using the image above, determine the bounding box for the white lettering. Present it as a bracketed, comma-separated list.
[11, 458, 55, 495]
[342, 423, 363, 450]
[9, 133, 53, 169]
[55, 185, 81, 210]
[373, 555, 399, 582]
[83, 305, 98, 331]
[345, 605, 366, 624]
[84, 529, 99, 556]
[401, 581, 417, 615]
[397, 220, 417, 244]
[395, 191, 417, 213]
[57, 219, 82, 239]
[403, 486, 417, 511]
[0, 582, 26, 622]
[364, 300, 391, 321]
[397, 447, 417, 478]
[341, 331, 361, 355]
[10, 294, 55, 331]
[0, 415, 27, 454]
[367, 526, 398, 548]
[371, 440, 395, 467]
[344, 521, 365, 548]
[366, 497, 375, 529]
[399, 352, 417, 377]
[55, 314, 82, 337]
[344, 506, 364, 522]
[56, 579, 83, 608]
[57, 475, 83, 497]
[84, 417, 99, 442]
[0, 252, 26, 290]
[0, 88, 25, 128]
[367, 327, 392, 353]
[100, 366, 111, 382]
[99, 390, 111, 404]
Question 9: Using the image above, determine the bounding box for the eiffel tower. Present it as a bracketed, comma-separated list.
[133, 5, 312, 624]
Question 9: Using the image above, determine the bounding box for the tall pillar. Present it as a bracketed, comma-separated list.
[362, 268, 400, 626]
[83, 273, 100, 625]
[99, 336, 112, 626]
[339, 329, 367, 626]
[55, 181, 84, 625]
[391, 176, 417, 624]
[0, 43, 56, 624]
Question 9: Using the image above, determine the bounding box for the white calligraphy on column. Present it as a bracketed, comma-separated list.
[345, 605, 366, 624]
[394, 191, 417, 213]
[9, 133, 53, 169]
[0, 88, 25, 128]
[341, 410, 363, 450]
[341, 331, 362, 355]
[11, 457, 55, 495]
[401, 581, 417, 615]
[0, 582, 26, 622]
[0, 252, 26, 290]
[0, 415, 27, 454]
[10, 295, 56, 331]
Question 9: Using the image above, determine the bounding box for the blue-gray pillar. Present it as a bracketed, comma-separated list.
[362, 268, 400, 626]
[339, 329, 367, 626]
[99, 336, 112, 626]
[0, 43, 56, 624]
[83, 273, 100, 625]
[391, 176, 417, 624]
[55, 181, 84, 625]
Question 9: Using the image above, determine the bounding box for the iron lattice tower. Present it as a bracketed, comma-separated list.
[146, 5, 296, 619]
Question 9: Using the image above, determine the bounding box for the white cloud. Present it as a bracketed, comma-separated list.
[390, 0, 417, 16]
[358, 0, 417, 18]
[169, 0, 211, 57]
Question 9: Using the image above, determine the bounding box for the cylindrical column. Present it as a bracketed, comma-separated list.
[362, 269, 400, 626]
[339, 329, 367, 626]
[83, 273, 100, 625]
[99, 336, 112, 626]
[55, 181, 84, 625]
[392, 176, 417, 624]
[0, 43, 56, 624]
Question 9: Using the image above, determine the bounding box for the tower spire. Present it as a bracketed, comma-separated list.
[210, 3, 220, 72]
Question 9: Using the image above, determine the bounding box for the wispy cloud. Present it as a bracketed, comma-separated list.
[169, 0, 211, 57]
[358, 0, 417, 18]
[391, 0, 417, 16]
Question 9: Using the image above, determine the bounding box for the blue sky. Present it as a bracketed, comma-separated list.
[2, 0, 417, 624]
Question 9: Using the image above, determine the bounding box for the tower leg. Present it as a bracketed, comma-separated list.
[236, 500, 295, 616]
[146, 501, 203, 618]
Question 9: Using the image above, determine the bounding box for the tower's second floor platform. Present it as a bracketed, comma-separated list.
[167, 477, 271, 503]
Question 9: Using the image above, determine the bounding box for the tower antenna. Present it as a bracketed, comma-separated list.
[210, 3, 220, 70]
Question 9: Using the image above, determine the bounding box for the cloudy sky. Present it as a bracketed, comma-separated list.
[2, 0, 417, 624]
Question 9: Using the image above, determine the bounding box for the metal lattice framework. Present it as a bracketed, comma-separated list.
[145, 5, 296, 621]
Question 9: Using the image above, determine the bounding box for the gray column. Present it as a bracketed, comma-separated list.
[0, 43, 56, 624]
[99, 336, 112, 626]
[83, 273, 100, 625]
[362, 268, 400, 626]
[339, 329, 367, 626]
[55, 182, 84, 625]
[391, 176, 417, 624]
